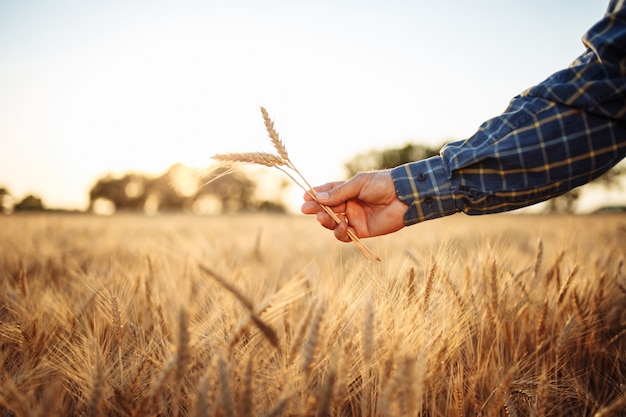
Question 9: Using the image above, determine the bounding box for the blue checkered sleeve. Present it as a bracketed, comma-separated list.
[391, 0, 626, 225]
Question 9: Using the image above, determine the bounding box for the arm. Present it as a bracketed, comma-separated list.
[303, 1, 626, 238]
[394, 98, 626, 225]
[393, 1, 626, 225]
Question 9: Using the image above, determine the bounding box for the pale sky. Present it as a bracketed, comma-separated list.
[0, 0, 611, 212]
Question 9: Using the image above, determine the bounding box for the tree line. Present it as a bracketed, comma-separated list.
[0, 163, 288, 215]
[1, 142, 623, 215]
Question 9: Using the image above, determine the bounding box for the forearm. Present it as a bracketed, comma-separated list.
[391, 97, 626, 226]
[392, 2, 626, 226]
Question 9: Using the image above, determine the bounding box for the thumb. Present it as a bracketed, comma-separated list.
[315, 174, 367, 206]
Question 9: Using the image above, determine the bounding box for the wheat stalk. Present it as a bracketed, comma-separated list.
[212, 106, 380, 262]
[199, 264, 279, 348]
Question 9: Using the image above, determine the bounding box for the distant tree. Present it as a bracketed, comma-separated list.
[544, 160, 626, 213]
[87, 164, 283, 214]
[0, 187, 13, 214]
[88, 173, 148, 211]
[197, 167, 259, 212]
[14, 195, 45, 211]
[543, 188, 581, 214]
[344, 142, 443, 177]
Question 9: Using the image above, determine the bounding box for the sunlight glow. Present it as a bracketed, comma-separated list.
[0, 1, 611, 212]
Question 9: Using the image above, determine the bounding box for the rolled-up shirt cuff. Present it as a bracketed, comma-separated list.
[390, 156, 459, 225]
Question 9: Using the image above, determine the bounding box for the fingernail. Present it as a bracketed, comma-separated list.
[316, 192, 329, 200]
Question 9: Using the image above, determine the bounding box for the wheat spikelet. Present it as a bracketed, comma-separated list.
[594, 272, 608, 321]
[86, 360, 105, 417]
[445, 276, 466, 313]
[489, 259, 498, 313]
[548, 250, 565, 288]
[376, 345, 397, 414]
[401, 356, 418, 417]
[361, 299, 375, 417]
[110, 294, 125, 387]
[571, 290, 586, 325]
[212, 152, 286, 168]
[302, 303, 324, 379]
[406, 266, 416, 302]
[557, 264, 578, 305]
[315, 368, 336, 417]
[239, 356, 254, 417]
[111, 295, 123, 343]
[503, 321, 515, 358]
[129, 355, 152, 398]
[556, 315, 576, 364]
[533, 238, 544, 281]
[323, 302, 348, 355]
[535, 363, 549, 417]
[289, 301, 318, 364]
[453, 364, 465, 417]
[217, 354, 234, 417]
[175, 307, 190, 380]
[155, 303, 170, 342]
[192, 372, 211, 417]
[260, 106, 289, 161]
[413, 353, 427, 413]
[143, 259, 156, 333]
[362, 298, 375, 365]
[511, 270, 531, 301]
[535, 298, 549, 365]
[422, 260, 437, 313]
[505, 394, 520, 417]
[172, 307, 190, 417]
[18, 265, 28, 297]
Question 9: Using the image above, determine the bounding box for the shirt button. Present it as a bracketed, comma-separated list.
[424, 196, 433, 206]
[417, 173, 426, 181]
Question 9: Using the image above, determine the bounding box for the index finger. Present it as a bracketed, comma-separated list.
[302, 181, 346, 201]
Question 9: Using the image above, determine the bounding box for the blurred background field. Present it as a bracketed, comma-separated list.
[1, 212, 625, 416]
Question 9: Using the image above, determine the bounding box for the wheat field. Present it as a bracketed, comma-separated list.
[0, 212, 625, 416]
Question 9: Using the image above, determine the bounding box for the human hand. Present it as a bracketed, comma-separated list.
[300, 170, 408, 242]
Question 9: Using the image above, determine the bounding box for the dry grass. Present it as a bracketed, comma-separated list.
[0, 212, 625, 416]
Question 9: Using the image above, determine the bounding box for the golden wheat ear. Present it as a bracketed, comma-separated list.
[260, 106, 289, 161]
[211, 107, 380, 263]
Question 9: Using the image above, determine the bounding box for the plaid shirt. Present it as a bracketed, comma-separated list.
[391, 0, 626, 225]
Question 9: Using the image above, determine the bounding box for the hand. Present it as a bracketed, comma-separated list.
[300, 170, 408, 242]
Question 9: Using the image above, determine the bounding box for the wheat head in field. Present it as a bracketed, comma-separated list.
[212, 107, 380, 262]
[0, 212, 625, 416]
